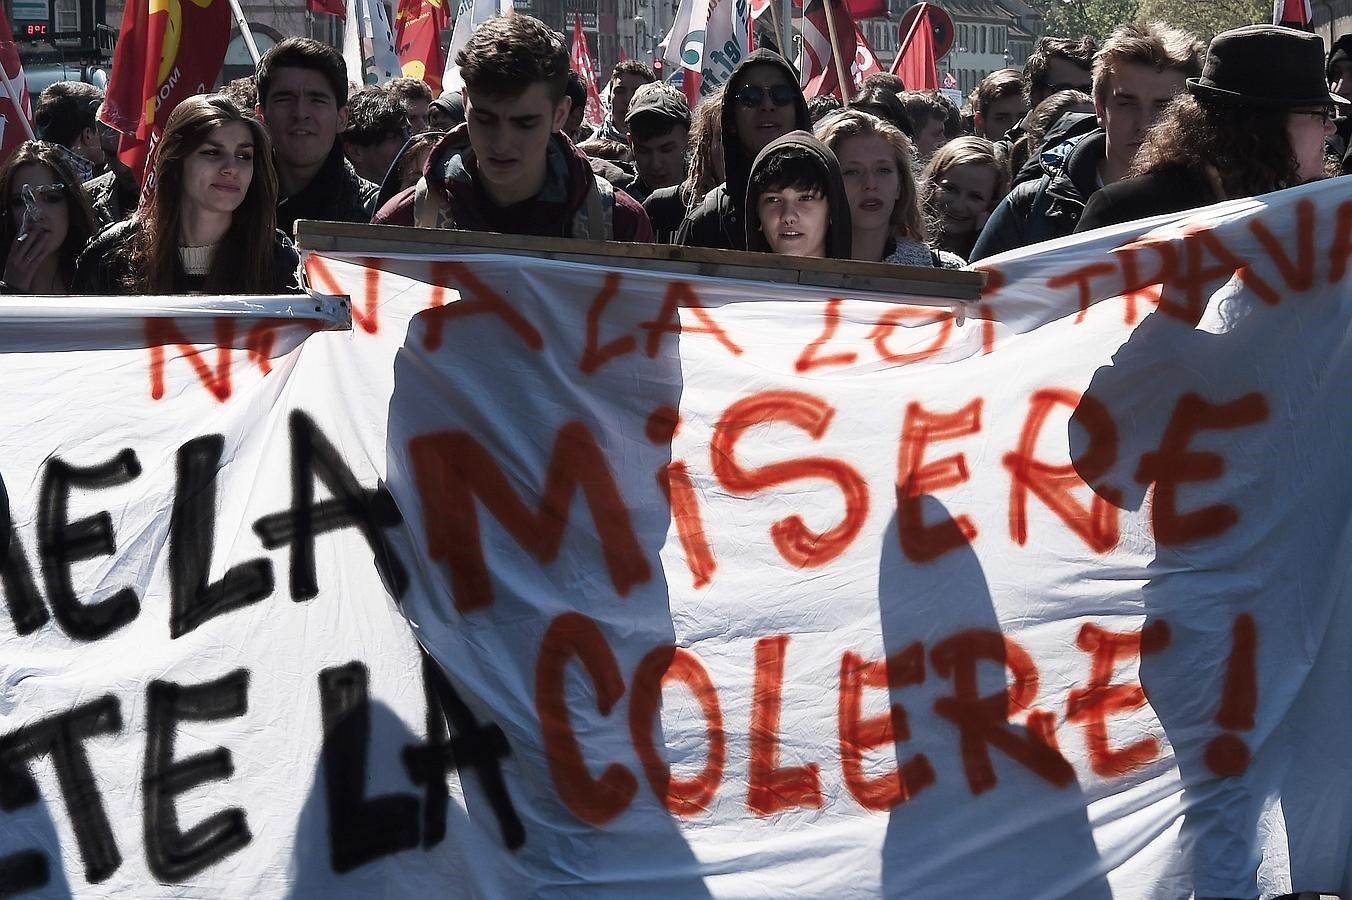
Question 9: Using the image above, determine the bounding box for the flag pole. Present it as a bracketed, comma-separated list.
[781, 0, 793, 60]
[227, 0, 262, 65]
[889, 0, 926, 77]
[0, 64, 33, 140]
[822, 0, 851, 103]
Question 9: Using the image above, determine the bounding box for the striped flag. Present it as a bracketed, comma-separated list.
[800, 0, 856, 100]
[570, 13, 604, 127]
[0, 2, 32, 166]
[1273, 0, 1312, 28]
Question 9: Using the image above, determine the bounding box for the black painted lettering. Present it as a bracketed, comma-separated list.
[37, 451, 141, 641]
[0, 697, 123, 883]
[318, 662, 419, 873]
[0, 474, 47, 636]
[253, 412, 408, 602]
[169, 436, 274, 638]
[143, 670, 251, 882]
[404, 650, 524, 851]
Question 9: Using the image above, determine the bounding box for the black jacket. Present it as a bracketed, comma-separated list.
[675, 50, 811, 251]
[1010, 112, 1099, 188]
[970, 129, 1105, 261]
[276, 144, 379, 238]
[644, 184, 692, 244]
[73, 218, 304, 295]
[743, 131, 851, 260]
[1075, 165, 1220, 233]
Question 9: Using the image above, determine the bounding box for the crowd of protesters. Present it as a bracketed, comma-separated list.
[0, 12, 1347, 296]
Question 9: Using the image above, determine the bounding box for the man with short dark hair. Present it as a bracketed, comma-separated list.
[898, 90, 954, 160]
[374, 15, 652, 241]
[387, 76, 434, 133]
[972, 22, 1203, 260]
[625, 82, 690, 203]
[971, 69, 1026, 142]
[1006, 36, 1098, 172]
[342, 87, 411, 183]
[596, 60, 656, 142]
[562, 70, 591, 142]
[256, 37, 379, 236]
[33, 81, 105, 180]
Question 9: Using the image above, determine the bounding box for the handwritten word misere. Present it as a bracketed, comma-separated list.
[409, 386, 1269, 612]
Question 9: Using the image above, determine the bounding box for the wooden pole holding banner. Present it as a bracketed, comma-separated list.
[227, 0, 263, 65]
[890, 1, 927, 77]
[294, 220, 986, 301]
[780, 0, 793, 62]
[822, 0, 852, 103]
[0, 63, 34, 141]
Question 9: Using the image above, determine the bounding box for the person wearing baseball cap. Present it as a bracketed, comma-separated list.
[624, 83, 691, 204]
[1077, 25, 1344, 232]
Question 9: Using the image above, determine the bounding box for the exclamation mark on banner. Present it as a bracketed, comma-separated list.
[1203, 613, 1257, 777]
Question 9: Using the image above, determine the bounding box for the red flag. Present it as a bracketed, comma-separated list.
[0, 3, 33, 167]
[852, 21, 882, 84]
[570, 13, 604, 127]
[618, 45, 627, 63]
[847, 0, 886, 21]
[101, 0, 233, 184]
[890, 2, 937, 89]
[802, 0, 857, 100]
[1273, 0, 1312, 28]
[395, 0, 447, 92]
[308, 0, 347, 17]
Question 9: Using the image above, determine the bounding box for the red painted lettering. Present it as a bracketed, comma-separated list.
[639, 281, 742, 358]
[146, 318, 234, 402]
[418, 261, 544, 352]
[580, 273, 637, 374]
[1135, 392, 1269, 544]
[710, 391, 869, 568]
[408, 421, 650, 612]
[535, 612, 636, 825]
[1065, 621, 1171, 777]
[868, 307, 953, 365]
[896, 399, 982, 562]
[838, 643, 935, 810]
[1003, 389, 1120, 552]
[1250, 198, 1315, 293]
[931, 630, 1075, 794]
[796, 298, 858, 372]
[747, 635, 822, 815]
[629, 646, 725, 815]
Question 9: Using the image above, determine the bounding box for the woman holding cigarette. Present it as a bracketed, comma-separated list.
[75, 94, 301, 295]
[0, 142, 99, 294]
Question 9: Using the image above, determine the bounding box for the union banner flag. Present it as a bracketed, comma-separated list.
[101, 0, 232, 183]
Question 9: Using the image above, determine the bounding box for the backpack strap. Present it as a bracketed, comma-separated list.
[577, 173, 615, 241]
[413, 175, 439, 229]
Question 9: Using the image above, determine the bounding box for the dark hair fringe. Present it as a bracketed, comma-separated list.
[1131, 95, 1303, 198]
[749, 147, 827, 198]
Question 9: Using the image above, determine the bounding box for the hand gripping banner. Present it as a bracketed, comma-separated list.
[2, 178, 1352, 897]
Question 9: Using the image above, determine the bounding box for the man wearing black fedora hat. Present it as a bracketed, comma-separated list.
[1076, 25, 1343, 233]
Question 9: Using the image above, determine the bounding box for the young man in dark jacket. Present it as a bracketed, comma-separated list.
[970, 22, 1201, 261]
[675, 50, 810, 251]
[374, 15, 652, 242]
[256, 38, 380, 236]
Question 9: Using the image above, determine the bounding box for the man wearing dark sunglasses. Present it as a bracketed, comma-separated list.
[675, 49, 810, 251]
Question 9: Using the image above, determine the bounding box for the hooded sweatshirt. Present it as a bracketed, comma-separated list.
[743, 131, 852, 260]
[373, 124, 653, 242]
[674, 50, 812, 251]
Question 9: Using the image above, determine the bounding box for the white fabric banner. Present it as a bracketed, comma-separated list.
[3, 178, 1352, 898]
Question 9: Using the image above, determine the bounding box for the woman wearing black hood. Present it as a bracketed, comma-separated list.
[744, 132, 852, 260]
[675, 50, 812, 251]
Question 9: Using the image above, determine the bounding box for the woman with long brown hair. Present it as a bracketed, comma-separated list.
[0, 141, 98, 293]
[75, 94, 301, 294]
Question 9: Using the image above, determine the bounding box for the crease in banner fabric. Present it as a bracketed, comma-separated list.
[2, 177, 1352, 898]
